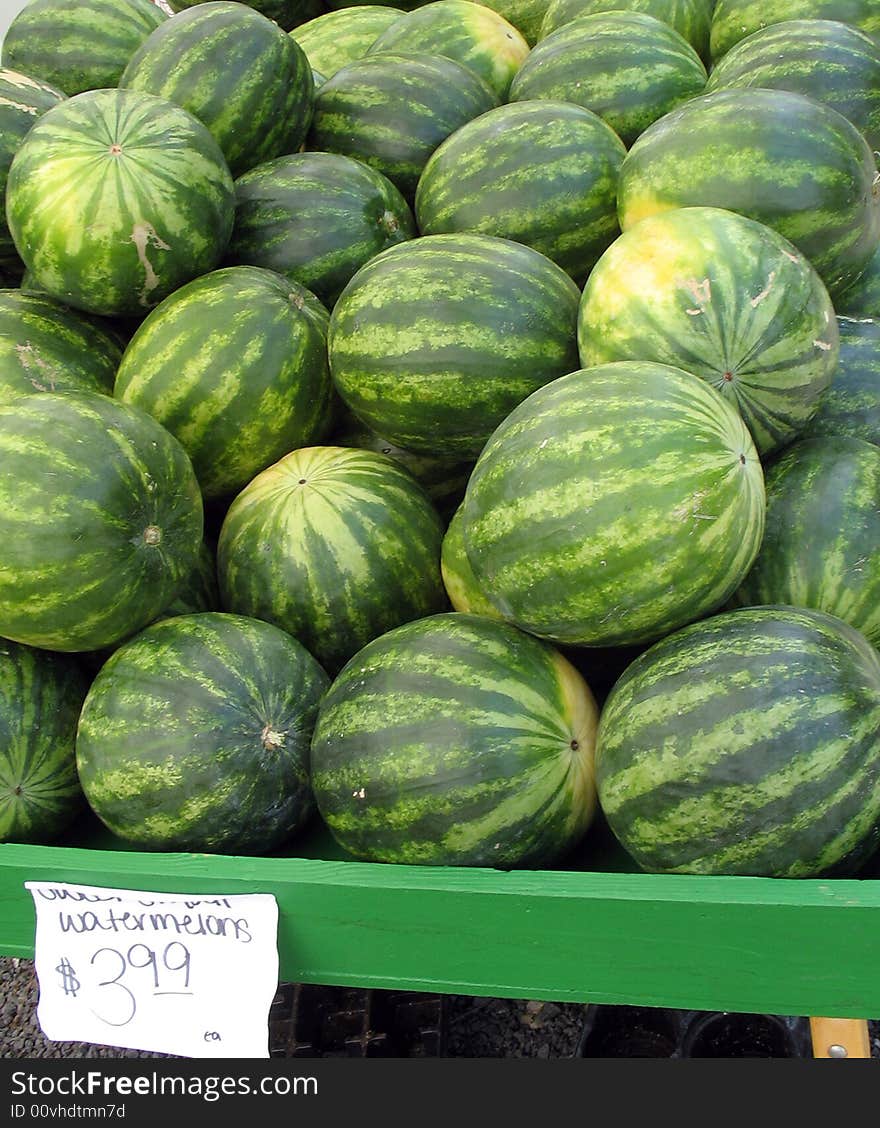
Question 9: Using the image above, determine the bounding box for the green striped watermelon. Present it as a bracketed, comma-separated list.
[414, 100, 626, 286]
[710, 0, 880, 61]
[332, 410, 473, 516]
[0, 640, 89, 844]
[440, 504, 502, 617]
[0, 289, 123, 403]
[309, 611, 599, 867]
[75, 612, 329, 854]
[307, 52, 499, 200]
[119, 2, 314, 178]
[6, 88, 235, 318]
[291, 5, 405, 76]
[578, 206, 839, 456]
[596, 605, 880, 877]
[834, 246, 880, 316]
[539, 0, 712, 60]
[0, 69, 66, 276]
[731, 436, 880, 646]
[617, 88, 880, 300]
[0, 390, 203, 653]
[168, 0, 325, 31]
[461, 360, 766, 647]
[366, 0, 530, 97]
[509, 12, 708, 147]
[0, 0, 167, 96]
[157, 540, 220, 621]
[113, 265, 333, 501]
[802, 317, 880, 445]
[704, 19, 880, 152]
[475, 0, 551, 45]
[327, 233, 581, 458]
[227, 152, 416, 307]
[217, 446, 448, 674]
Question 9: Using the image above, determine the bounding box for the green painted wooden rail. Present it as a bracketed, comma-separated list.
[2, 814, 879, 1023]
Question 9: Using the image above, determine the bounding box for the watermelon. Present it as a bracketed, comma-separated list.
[414, 100, 626, 286]
[6, 88, 235, 318]
[704, 19, 880, 152]
[217, 446, 448, 674]
[309, 611, 599, 867]
[75, 612, 329, 855]
[595, 605, 880, 878]
[366, 0, 530, 98]
[802, 316, 880, 445]
[291, 5, 405, 76]
[0, 640, 89, 844]
[508, 12, 708, 148]
[539, 0, 712, 60]
[119, 2, 314, 178]
[113, 265, 333, 501]
[0, 289, 123, 403]
[0, 0, 167, 96]
[710, 0, 880, 61]
[617, 88, 880, 300]
[307, 52, 499, 201]
[167, 0, 325, 31]
[835, 246, 880, 316]
[332, 410, 473, 516]
[731, 436, 880, 646]
[327, 233, 581, 458]
[577, 206, 839, 456]
[0, 69, 66, 275]
[226, 152, 416, 307]
[0, 390, 203, 652]
[475, 0, 551, 45]
[440, 504, 501, 617]
[157, 540, 220, 621]
[461, 360, 766, 647]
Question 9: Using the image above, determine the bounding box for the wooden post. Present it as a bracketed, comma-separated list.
[810, 1018, 872, 1058]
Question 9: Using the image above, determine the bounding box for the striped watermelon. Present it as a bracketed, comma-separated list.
[217, 446, 448, 674]
[0, 289, 123, 403]
[157, 540, 220, 621]
[0, 640, 89, 844]
[440, 504, 501, 617]
[508, 12, 708, 147]
[617, 88, 880, 300]
[0, 390, 203, 652]
[333, 410, 473, 516]
[168, 0, 325, 31]
[119, 2, 314, 178]
[6, 88, 235, 318]
[461, 360, 766, 647]
[475, 0, 551, 45]
[327, 233, 581, 458]
[0, 69, 66, 277]
[366, 0, 530, 97]
[731, 436, 880, 646]
[578, 206, 839, 456]
[227, 152, 416, 307]
[835, 246, 880, 317]
[307, 52, 499, 200]
[710, 0, 880, 61]
[113, 265, 333, 501]
[309, 612, 599, 867]
[705, 19, 880, 151]
[596, 605, 880, 877]
[802, 317, 880, 445]
[75, 612, 329, 855]
[291, 5, 405, 76]
[415, 100, 625, 286]
[539, 0, 712, 60]
[0, 0, 167, 96]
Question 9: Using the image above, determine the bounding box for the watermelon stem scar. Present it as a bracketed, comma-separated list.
[143, 525, 162, 546]
[261, 725, 285, 750]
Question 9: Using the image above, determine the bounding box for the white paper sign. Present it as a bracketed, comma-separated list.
[26, 881, 280, 1059]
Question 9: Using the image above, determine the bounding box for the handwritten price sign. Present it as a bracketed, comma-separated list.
[26, 881, 279, 1059]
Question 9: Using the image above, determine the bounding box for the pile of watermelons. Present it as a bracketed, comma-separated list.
[2, 0, 880, 881]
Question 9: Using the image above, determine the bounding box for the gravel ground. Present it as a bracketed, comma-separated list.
[3, 956, 879, 1059]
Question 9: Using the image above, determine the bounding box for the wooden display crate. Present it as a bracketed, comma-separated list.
[1, 812, 878, 1025]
